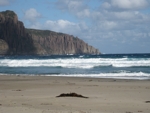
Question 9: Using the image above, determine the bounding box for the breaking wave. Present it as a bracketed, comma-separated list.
[0, 58, 150, 68]
[0, 54, 150, 79]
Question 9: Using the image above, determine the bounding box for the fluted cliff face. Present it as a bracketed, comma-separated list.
[0, 10, 100, 55]
[26, 29, 100, 55]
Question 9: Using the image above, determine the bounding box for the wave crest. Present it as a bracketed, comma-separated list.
[0, 58, 150, 68]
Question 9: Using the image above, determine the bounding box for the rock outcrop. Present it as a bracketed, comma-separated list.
[0, 10, 35, 55]
[0, 10, 100, 55]
[0, 39, 9, 54]
[26, 29, 100, 55]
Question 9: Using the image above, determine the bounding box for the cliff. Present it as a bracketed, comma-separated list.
[0, 10, 35, 55]
[0, 10, 100, 55]
[26, 29, 100, 55]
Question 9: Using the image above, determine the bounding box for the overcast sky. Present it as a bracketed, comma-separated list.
[0, 0, 150, 54]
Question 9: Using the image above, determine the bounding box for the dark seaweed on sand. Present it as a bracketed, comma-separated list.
[145, 101, 150, 103]
[56, 92, 88, 98]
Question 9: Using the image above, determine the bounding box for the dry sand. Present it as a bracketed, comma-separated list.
[0, 75, 150, 113]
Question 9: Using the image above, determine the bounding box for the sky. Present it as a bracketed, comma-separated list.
[0, 0, 150, 54]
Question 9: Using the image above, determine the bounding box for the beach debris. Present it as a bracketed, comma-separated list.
[16, 89, 22, 91]
[56, 92, 88, 98]
[145, 101, 150, 103]
[12, 89, 22, 91]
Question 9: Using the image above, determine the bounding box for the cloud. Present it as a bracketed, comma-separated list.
[24, 8, 41, 22]
[89, 10, 150, 44]
[29, 19, 79, 33]
[29, 18, 90, 39]
[25, 0, 150, 53]
[44, 19, 83, 35]
[45, 19, 76, 30]
[56, 0, 84, 12]
[56, 0, 90, 18]
[76, 9, 91, 18]
[0, 0, 10, 6]
[103, 0, 149, 10]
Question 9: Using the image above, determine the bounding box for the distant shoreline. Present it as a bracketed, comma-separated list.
[0, 74, 150, 80]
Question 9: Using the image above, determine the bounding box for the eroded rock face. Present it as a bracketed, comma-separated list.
[0, 39, 9, 54]
[0, 10, 100, 55]
[0, 10, 35, 55]
[26, 29, 100, 55]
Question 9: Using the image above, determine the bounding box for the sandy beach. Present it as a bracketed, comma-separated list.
[0, 75, 150, 113]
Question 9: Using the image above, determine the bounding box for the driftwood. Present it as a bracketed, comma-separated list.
[56, 92, 88, 98]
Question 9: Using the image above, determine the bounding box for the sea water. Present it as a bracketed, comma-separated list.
[0, 53, 150, 79]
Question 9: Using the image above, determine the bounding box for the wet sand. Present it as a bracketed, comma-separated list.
[0, 75, 150, 113]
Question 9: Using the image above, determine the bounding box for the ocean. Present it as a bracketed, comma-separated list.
[0, 53, 150, 80]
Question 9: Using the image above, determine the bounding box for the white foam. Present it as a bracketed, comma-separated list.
[0, 58, 150, 68]
[0, 72, 149, 80]
[43, 72, 150, 80]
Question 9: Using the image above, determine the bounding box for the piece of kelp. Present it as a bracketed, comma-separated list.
[56, 92, 88, 98]
[145, 101, 150, 103]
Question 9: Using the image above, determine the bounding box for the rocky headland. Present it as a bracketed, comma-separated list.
[0, 10, 100, 55]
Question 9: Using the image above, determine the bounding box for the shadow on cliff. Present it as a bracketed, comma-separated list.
[0, 10, 36, 55]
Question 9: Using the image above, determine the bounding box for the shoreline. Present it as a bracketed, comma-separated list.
[1, 74, 150, 80]
[0, 75, 150, 113]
